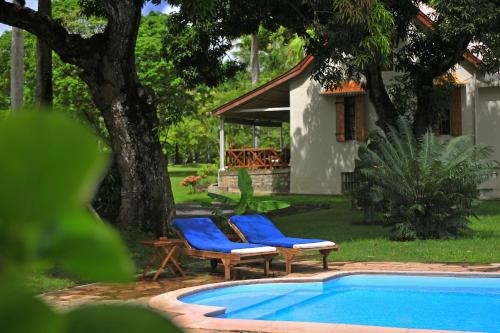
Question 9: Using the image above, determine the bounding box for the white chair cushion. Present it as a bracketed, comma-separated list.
[293, 241, 336, 249]
[231, 246, 276, 254]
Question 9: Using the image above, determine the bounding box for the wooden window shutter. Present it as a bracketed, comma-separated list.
[335, 97, 345, 142]
[355, 96, 365, 141]
[450, 88, 462, 136]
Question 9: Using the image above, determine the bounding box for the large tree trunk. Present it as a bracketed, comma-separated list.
[81, 71, 174, 237]
[1, 0, 175, 236]
[35, 0, 52, 108]
[10, 0, 24, 111]
[107, 93, 173, 236]
[413, 77, 435, 138]
[77, 4, 174, 237]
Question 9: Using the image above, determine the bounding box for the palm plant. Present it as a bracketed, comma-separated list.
[355, 117, 496, 240]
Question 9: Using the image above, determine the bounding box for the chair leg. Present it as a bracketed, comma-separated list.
[284, 253, 293, 274]
[320, 250, 331, 270]
[221, 258, 232, 280]
[263, 255, 271, 276]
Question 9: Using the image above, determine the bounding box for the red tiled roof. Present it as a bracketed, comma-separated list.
[320, 82, 365, 95]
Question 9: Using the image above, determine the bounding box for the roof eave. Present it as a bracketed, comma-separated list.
[212, 55, 314, 117]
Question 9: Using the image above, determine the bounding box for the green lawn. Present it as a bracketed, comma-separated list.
[169, 165, 499, 263]
[273, 197, 500, 263]
[25, 270, 77, 294]
[169, 164, 340, 205]
[31, 165, 499, 294]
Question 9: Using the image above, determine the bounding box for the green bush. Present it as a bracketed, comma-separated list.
[354, 117, 496, 240]
[196, 163, 218, 178]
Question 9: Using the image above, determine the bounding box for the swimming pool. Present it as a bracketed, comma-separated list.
[180, 274, 500, 332]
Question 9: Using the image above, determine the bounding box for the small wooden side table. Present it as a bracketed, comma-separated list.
[141, 238, 186, 281]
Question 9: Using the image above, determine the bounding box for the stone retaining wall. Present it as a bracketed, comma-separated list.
[217, 168, 290, 194]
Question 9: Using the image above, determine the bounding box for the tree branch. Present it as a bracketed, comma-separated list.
[0, 0, 103, 68]
[284, 0, 310, 27]
[364, 63, 399, 131]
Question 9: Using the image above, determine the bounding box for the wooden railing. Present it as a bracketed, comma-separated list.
[225, 148, 290, 169]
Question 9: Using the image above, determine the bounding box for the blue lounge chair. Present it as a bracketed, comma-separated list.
[173, 217, 278, 280]
[228, 214, 339, 274]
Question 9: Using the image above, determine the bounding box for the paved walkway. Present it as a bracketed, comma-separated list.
[43, 260, 500, 312]
[175, 203, 234, 217]
[175, 202, 334, 218]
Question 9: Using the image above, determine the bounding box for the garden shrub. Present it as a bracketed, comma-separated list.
[196, 164, 218, 178]
[390, 223, 418, 241]
[179, 175, 202, 193]
[354, 116, 496, 240]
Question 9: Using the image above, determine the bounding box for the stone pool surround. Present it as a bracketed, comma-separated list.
[150, 270, 500, 333]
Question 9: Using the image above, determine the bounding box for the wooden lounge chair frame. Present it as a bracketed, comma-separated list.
[228, 219, 339, 274]
[174, 229, 278, 280]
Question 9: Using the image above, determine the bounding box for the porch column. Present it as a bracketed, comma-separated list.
[253, 125, 260, 148]
[219, 118, 225, 171]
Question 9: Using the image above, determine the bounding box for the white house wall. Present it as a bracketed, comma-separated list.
[458, 64, 500, 198]
[289, 70, 373, 194]
[476, 86, 500, 198]
[289, 64, 500, 197]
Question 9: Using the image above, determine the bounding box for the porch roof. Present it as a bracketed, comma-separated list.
[212, 55, 314, 126]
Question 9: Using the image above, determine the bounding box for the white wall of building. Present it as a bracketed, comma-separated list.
[289, 70, 368, 194]
[289, 63, 500, 197]
[476, 86, 500, 198]
[457, 64, 500, 198]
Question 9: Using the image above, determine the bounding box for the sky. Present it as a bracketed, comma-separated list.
[0, 1, 176, 35]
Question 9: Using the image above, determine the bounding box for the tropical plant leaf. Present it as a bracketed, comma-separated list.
[354, 116, 494, 240]
[237, 168, 254, 198]
[0, 278, 63, 333]
[40, 210, 135, 282]
[248, 200, 290, 213]
[235, 168, 254, 214]
[199, 201, 212, 208]
[207, 192, 238, 205]
[0, 111, 108, 223]
[234, 200, 249, 215]
[409, 204, 425, 215]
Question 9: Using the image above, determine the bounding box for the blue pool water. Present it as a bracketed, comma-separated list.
[181, 274, 500, 332]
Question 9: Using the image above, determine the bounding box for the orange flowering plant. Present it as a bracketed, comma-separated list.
[180, 175, 202, 193]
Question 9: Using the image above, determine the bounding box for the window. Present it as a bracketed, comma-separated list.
[341, 172, 358, 194]
[438, 107, 451, 135]
[344, 97, 356, 140]
[335, 95, 365, 142]
[438, 88, 462, 136]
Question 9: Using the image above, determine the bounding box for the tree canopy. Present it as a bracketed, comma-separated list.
[0, 3, 195, 137]
[170, 0, 500, 134]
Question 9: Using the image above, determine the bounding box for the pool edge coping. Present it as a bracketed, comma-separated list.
[149, 270, 500, 333]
